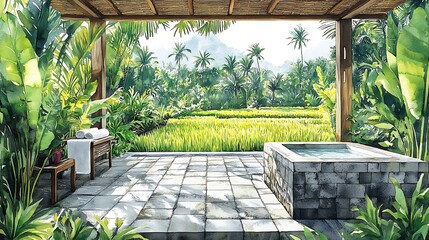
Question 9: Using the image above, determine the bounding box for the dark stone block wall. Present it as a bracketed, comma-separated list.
[263, 143, 428, 219]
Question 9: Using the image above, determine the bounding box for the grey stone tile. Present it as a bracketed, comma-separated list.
[208, 172, 228, 177]
[174, 201, 205, 215]
[246, 168, 263, 175]
[265, 204, 291, 219]
[206, 232, 243, 240]
[242, 219, 278, 232]
[238, 207, 271, 219]
[81, 196, 121, 211]
[138, 208, 173, 220]
[252, 179, 268, 189]
[168, 215, 205, 232]
[80, 210, 107, 225]
[236, 199, 264, 208]
[207, 190, 235, 202]
[185, 171, 206, 177]
[84, 177, 117, 186]
[119, 189, 151, 201]
[111, 175, 139, 186]
[228, 171, 248, 177]
[208, 181, 231, 190]
[334, 163, 368, 172]
[273, 219, 304, 232]
[206, 219, 243, 232]
[260, 194, 280, 204]
[183, 177, 206, 185]
[165, 169, 187, 175]
[56, 195, 94, 208]
[153, 185, 181, 195]
[229, 176, 253, 185]
[145, 194, 178, 209]
[74, 185, 107, 195]
[132, 219, 170, 233]
[232, 185, 259, 199]
[99, 185, 131, 196]
[208, 166, 227, 172]
[206, 202, 239, 219]
[158, 176, 184, 185]
[294, 163, 321, 172]
[104, 202, 145, 225]
[130, 183, 158, 191]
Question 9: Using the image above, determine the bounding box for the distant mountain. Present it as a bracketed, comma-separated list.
[151, 35, 291, 74]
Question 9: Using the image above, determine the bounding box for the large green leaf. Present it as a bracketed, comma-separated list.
[0, 12, 42, 128]
[397, 7, 429, 120]
[386, 13, 398, 74]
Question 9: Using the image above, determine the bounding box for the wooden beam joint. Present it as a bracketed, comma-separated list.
[228, 0, 235, 15]
[102, 0, 122, 15]
[267, 0, 280, 14]
[146, 0, 158, 15]
[188, 0, 194, 15]
[340, 0, 379, 19]
[67, 0, 102, 18]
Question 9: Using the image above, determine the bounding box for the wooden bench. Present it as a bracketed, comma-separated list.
[34, 158, 76, 204]
[90, 136, 114, 180]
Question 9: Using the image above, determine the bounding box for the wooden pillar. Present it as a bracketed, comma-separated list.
[335, 19, 352, 142]
[90, 20, 107, 129]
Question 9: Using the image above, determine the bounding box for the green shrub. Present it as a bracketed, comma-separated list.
[346, 174, 429, 240]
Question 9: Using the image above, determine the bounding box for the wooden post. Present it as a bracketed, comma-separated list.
[335, 19, 352, 142]
[90, 20, 107, 129]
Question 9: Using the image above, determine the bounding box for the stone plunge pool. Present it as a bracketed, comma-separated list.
[263, 142, 428, 219]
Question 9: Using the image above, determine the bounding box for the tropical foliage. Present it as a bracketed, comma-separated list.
[345, 174, 429, 240]
[351, 4, 429, 161]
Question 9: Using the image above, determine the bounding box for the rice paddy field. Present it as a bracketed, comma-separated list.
[132, 107, 335, 152]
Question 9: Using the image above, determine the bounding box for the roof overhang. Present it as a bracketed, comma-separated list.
[53, 0, 405, 21]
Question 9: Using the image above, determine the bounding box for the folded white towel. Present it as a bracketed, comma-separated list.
[67, 139, 92, 174]
[76, 128, 98, 139]
[85, 129, 109, 140]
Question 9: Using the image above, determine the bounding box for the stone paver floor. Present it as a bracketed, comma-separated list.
[57, 153, 308, 240]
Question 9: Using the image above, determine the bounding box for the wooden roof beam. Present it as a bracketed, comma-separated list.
[340, 0, 379, 19]
[67, 0, 102, 18]
[228, 0, 235, 15]
[102, 0, 122, 15]
[146, 0, 158, 15]
[267, 0, 280, 14]
[188, 0, 194, 15]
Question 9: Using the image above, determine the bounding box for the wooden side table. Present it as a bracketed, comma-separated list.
[90, 136, 114, 180]
[34, 158, 76, 204]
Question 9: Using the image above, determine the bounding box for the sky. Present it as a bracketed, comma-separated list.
[143, 21, 335, 67]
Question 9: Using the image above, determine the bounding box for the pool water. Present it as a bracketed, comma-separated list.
[291, 148, 373, 158]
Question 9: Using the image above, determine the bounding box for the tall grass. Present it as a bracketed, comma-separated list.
[184, 107, 323, 119]
[132, 117, 334, 152]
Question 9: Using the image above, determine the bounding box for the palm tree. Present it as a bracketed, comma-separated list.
[168, 42, 192, 70]
[267, 73, 284, 106]
[134, 46, 156, 72]
[168, 42, 191, 94]
[247, 43, 265, 73]
[239, 56, 254, 78]
[222, 55, 238, 75]
[222, 72, 245, 97]
[194, 50, 214, 69]
[287, 24, 310, 65]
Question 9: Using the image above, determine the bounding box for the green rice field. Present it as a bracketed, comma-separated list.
[132, 108, 335, 152]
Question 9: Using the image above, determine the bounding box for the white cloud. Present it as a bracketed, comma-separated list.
[142, 21, 335, 66]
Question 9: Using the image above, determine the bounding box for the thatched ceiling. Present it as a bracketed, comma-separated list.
[53, 0, 405, 20]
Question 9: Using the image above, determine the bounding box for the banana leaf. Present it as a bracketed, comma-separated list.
[0, 12, 42, 129]
[397, 7, 429, 120]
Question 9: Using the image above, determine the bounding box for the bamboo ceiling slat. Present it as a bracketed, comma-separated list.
[113, 0, 153, 15]
[233, 0, 271, 15]
[153, 0, 188, 15]
[51, 1, 82, 15]
[274, 0, 340, 16]
[194, 0, 229, 15]
[88, 0, 117, 15]
[327, 0, 360, 15]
